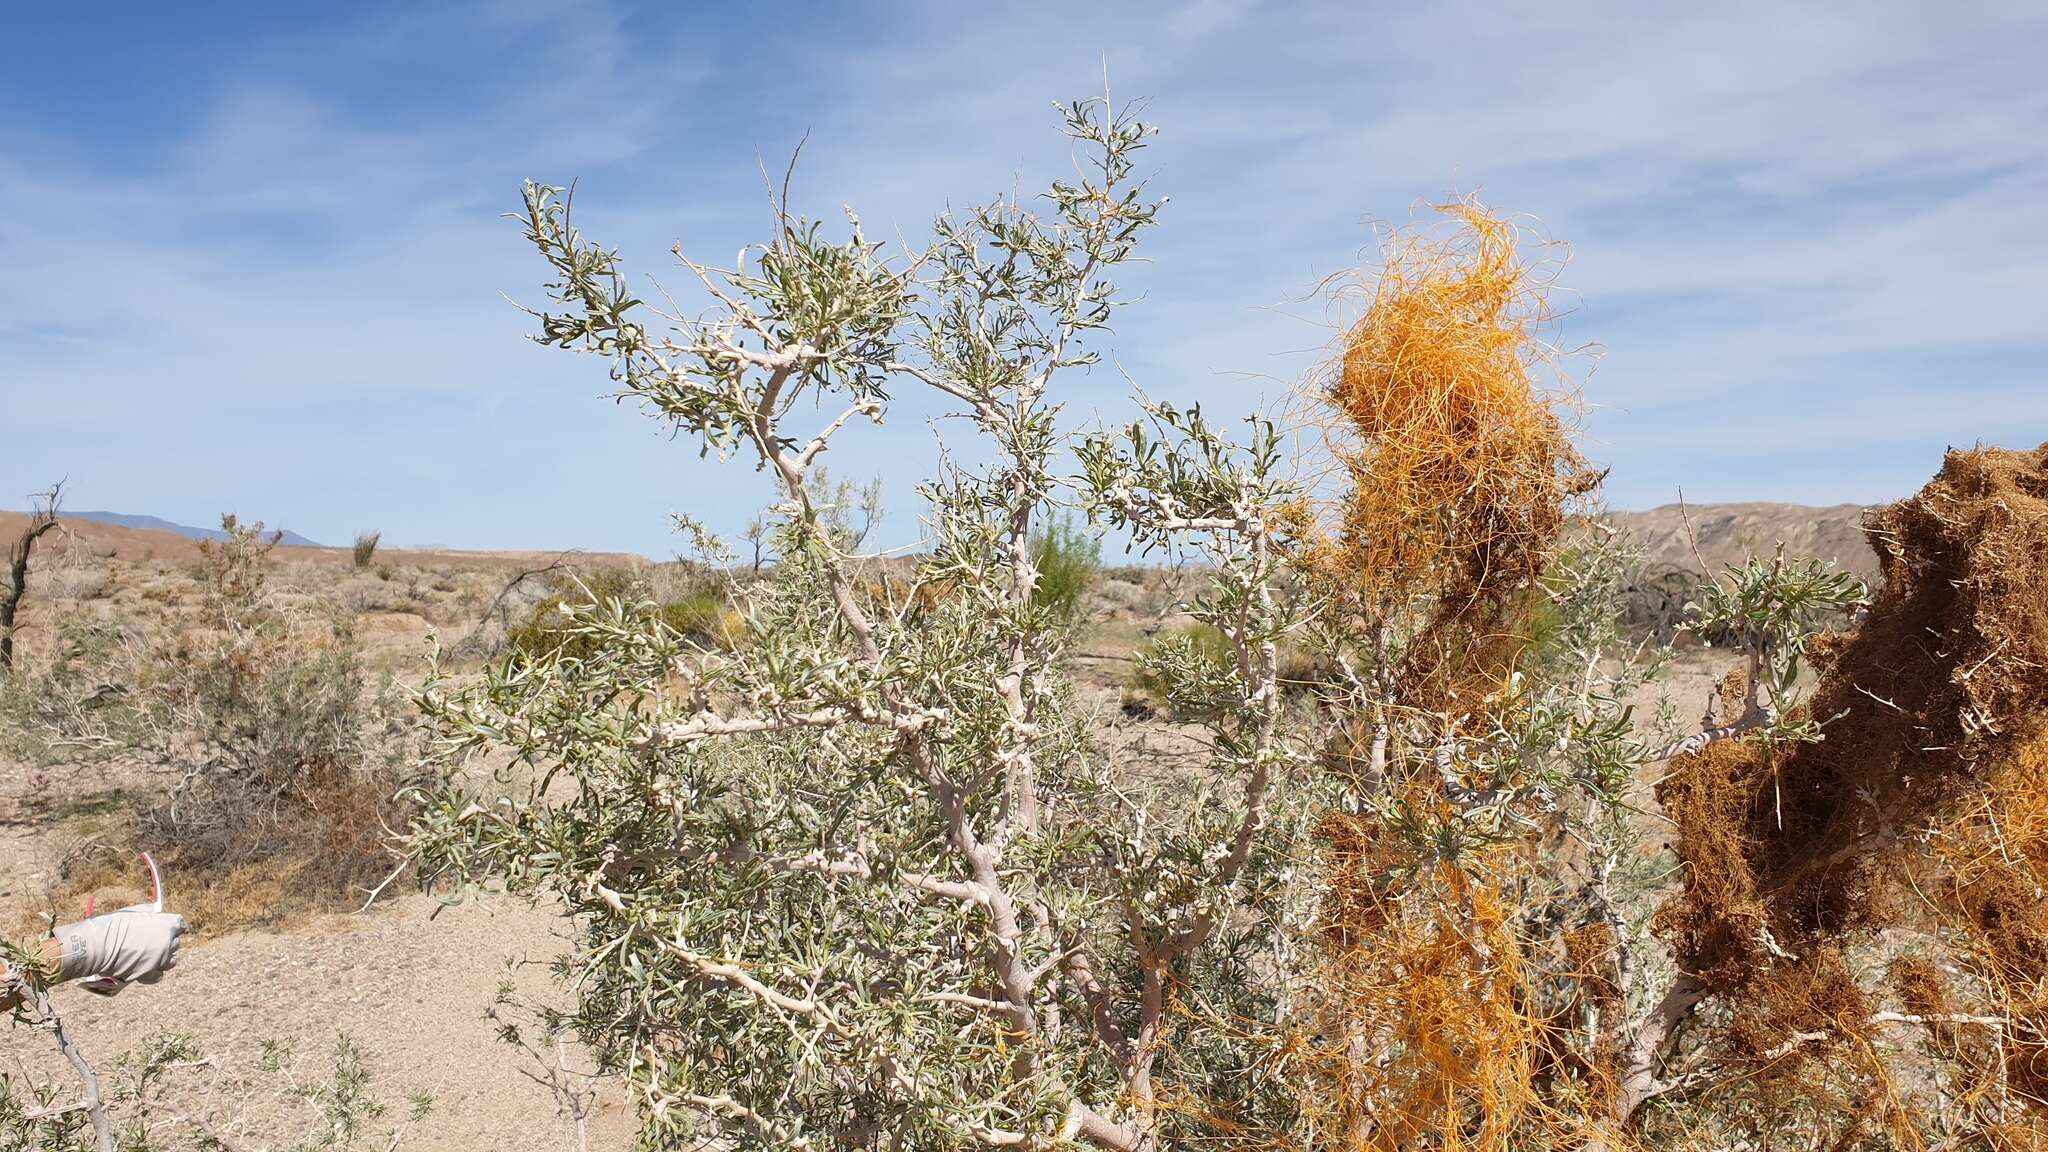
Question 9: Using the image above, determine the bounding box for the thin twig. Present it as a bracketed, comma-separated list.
[35, 987, 115, 1152]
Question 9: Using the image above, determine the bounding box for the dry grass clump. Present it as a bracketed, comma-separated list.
[1302, 196, 1599, 711]
[57, 763, 402, 930]
[1933, 736, 2048, 1128]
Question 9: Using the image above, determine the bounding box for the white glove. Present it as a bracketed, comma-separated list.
[54, 906, 187, 987]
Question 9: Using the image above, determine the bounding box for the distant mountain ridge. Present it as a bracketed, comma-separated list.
[1602, 501, 1880, 580]
[36, 505, 1877, 576]
[1601, 502, 1881, 644]
[62, 510, 326, 549]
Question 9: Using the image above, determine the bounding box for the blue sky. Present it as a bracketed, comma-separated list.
[3, 1, 2044, 554]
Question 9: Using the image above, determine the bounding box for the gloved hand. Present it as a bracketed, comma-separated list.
[54, 906, 187, 987]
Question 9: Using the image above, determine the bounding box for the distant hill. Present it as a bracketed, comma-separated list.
[1603, 502, 1880, 580]
[1602, 502, 1880, 644]
[61, 511, 326, 549]
[1, 509, 639, 570]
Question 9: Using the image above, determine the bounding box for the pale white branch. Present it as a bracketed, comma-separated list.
[1648, 703, 1778, 762]
[793, 400, 883, 470]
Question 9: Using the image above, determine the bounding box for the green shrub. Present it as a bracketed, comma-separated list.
[659, 589, 732, 643]
[1129, 621, 1236, 719]
[1029, 514, 1101, 622]
[505, 568, 633, 662]
[410, 101, 1314, 1150]
[804, 465, 883, 552]
[507, 568, 731, 661]
[352, 530, 381, 569]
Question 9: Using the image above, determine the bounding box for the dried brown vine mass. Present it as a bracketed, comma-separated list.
[1658, 441, 2048, 1055]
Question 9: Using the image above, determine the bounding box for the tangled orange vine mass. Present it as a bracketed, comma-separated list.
[1286, 198, 1606, 1151]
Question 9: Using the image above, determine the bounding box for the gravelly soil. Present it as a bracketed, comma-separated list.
[1, 765, 633, 1149]
[5, 887, 637, 1150]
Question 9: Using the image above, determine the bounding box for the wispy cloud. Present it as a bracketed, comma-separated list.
[2, 1, 2042, 550]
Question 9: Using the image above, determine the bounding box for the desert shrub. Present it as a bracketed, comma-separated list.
[805, 465, 883, 552]
[742, 514, 771, 571]
[125, 628, 408, 927]
[1620, 562, 1710, 645]
[506, 566, 732, 660]
[1127, 621, 1233, 718]
[1131, 621, 1326, 719]
[658, 589, 735, 645]
[1266, 198, 1930, 1152]
[0, 515, 416, 928]
[503, 567, 635, 660]
[1272, 637, 1325, 690]
[1028, 513, 1100, 621]
[0, 614, 148, 768]
[352, 530, 381, 569]
[410, 99, 1312, 1151]
[1287, 518, 1676, 1151]
[46, 566, 112, 603]
[134, 520, 412, 922]
[1621, 554, 1864, 650]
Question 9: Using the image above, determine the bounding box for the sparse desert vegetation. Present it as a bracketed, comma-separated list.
[4, 90, 2045, 1152]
